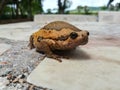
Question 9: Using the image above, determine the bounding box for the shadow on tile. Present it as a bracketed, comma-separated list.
[53, 48, 91, 60]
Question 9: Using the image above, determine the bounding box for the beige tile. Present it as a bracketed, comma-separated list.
[27, 47, 120, 90]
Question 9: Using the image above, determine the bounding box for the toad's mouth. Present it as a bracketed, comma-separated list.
[80, 37, 89, 45]
[66, 37, 89, 49]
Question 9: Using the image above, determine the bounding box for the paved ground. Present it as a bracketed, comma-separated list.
[0, 43, 11, 55]
[0, 20, 120, 90]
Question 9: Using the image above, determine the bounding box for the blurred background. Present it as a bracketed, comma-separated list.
[0, 0, 120, 24]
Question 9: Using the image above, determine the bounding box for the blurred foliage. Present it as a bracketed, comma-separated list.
[100, 5, 107, 10]
[32, 0, 43, 14]
[46, 9, 52, 14]
[71, 5, 92, 15]
[115, 3, 120, 11]
[2, 5, 11, 15]
[77, 5, 83, 14]
[0, 0, 120, 22]
[109, 4, 114, 11]
[0, 0, 43, 20]
[57, 0, 72, 14]
[20, 0, 43, 15]
[84, 6, 90, 14]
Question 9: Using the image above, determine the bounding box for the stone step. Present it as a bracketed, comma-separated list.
[27, 46, 120, 90]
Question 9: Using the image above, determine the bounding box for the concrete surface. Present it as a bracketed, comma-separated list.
[98, 11, 120, 23]
[0, 43, 11, 55]
[34, 15, 97, 23]
[0, 22, 37, 41]
[27, 46, 120, 90]
[0, 15, 120, 90]
[0, 22, 120, 41]
[28, 15, 120, 90]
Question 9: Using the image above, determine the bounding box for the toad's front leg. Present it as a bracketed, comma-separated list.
[35, 41, 62, 62]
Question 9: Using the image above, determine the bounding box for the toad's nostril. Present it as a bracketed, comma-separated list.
[87, 31, 89, 36]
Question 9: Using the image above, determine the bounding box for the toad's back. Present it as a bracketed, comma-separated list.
[42, 21, 81, 31]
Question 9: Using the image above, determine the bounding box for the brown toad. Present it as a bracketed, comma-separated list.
[28, 21, 89, 62]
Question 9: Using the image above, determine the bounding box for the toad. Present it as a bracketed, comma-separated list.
[28, 21, 89, 62]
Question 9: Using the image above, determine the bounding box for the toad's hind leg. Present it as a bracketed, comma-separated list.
[36, 41, 62, 62]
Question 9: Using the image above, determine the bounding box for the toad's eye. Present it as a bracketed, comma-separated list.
[70, 32, 78, 39]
